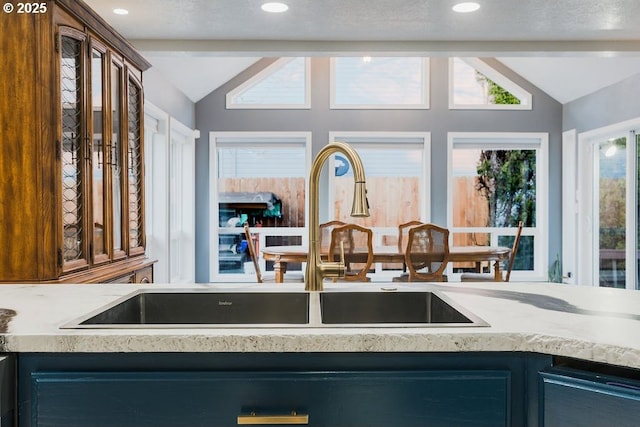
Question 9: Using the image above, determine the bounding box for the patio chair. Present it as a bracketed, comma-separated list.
[460, 221, 524, 282]
[243, 223, 303, 283]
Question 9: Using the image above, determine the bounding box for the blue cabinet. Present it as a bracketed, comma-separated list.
[540, 367, 640, 427]
[18, 352, 552, 427]
[1, 355, 15, 427]
[28, 370, 509, 427]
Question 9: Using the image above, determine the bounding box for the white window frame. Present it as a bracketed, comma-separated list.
[328, 131, 431, 279]
[209, 131, 312, 282]
[449, 57, 532, 110]
[562, 129, 578, 284]
[225, 57, 311, 109]
[330, 57, 430, 110]
[168, 117, 198, 283]
[447, 132, 549, 281]
[144, 102, 198, 284]
[143, 101, 170, 283]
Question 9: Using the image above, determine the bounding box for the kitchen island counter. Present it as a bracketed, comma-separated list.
[1, 282, 639, 370]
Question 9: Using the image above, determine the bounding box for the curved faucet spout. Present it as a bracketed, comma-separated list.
[305, 142, 370, 291]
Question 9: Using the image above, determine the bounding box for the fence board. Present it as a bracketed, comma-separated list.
[219, 178, 305, 227]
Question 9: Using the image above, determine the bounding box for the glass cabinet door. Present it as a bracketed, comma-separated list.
[90, 45, 108, 264]
[60, 30, 88, 271]
[110, 60, 126, 259]
[127, 74, 145, 254]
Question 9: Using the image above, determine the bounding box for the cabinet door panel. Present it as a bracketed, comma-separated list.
[90, 42, 109, 265]
[29, 370, 510, 427]
[0, 356, 15, 427]
[59, 28, 89, 272]
[126, 73, 145, 255]
[541, 370, 640, 427]
[110, 59, 126, 260]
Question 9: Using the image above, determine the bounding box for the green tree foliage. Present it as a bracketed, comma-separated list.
[475, 150, 536, 228]
[476, 72, 520, 105]
[487, 78, 520, 105]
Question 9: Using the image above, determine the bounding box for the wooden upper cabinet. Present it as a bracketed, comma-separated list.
[0, 0, 154, 283]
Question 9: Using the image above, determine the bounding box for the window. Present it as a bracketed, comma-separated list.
[144, 103, 197, 284]
[329, 132, 430, 278]
[330, 57, 430, 109]
[209, 132, 311, 282]
[226, 58, 310, 109]
[168, 118, 196, 283]
[448, 133, 548, 280]
[449, 57, 532, 110]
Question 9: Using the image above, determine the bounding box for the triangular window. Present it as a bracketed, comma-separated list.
[226, 57, 310, 109]
[449, 57, 532, 110]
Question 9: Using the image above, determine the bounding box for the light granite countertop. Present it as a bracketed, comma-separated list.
[1, 282, 639, 370]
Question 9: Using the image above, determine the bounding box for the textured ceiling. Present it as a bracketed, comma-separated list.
[84, 0, 640, 42]
[83, 0, 640, 103]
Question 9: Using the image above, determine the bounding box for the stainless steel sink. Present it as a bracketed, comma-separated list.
[320, 291, 486, 326]
[63, 291, 309, 328]
[61, 288, 488, 329]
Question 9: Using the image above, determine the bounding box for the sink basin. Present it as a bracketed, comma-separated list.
[61, 288, 488, 329]
[320, 291, 487, 326]
[63, 291, 309, 328]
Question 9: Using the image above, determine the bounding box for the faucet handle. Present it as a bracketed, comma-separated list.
[318, 241, 346, 280]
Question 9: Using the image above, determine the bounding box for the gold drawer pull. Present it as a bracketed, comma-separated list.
[237, 410, 309, 425]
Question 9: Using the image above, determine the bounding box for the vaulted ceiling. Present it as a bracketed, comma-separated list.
[84, 0, 640, 103]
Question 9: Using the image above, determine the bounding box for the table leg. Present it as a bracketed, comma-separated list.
[493, 261, 503, 282]
[273, 255, 286, 283]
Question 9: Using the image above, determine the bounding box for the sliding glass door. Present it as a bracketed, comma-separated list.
[595, 136, 627, 288]
[581, 128, 639, 289]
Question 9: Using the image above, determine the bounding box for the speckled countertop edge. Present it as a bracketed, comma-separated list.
[1, 282, 639, 370]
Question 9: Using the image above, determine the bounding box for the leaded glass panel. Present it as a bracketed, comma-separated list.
[61, 36, 84, 263]
[128, 78, 144, 249]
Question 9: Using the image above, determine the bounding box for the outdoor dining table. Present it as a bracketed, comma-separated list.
[261, 245, 511, 283]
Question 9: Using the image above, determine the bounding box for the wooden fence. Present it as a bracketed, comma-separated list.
[451, 176, 490, 246]
[219, 177, 306, 227]
[219, 176, 491, 248]
[334, 176, 421, 228]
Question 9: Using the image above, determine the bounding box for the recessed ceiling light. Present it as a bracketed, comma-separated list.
[452, 2, 480, 13]
[113, 8, 129, 15]
[261, 2, 289, 13]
